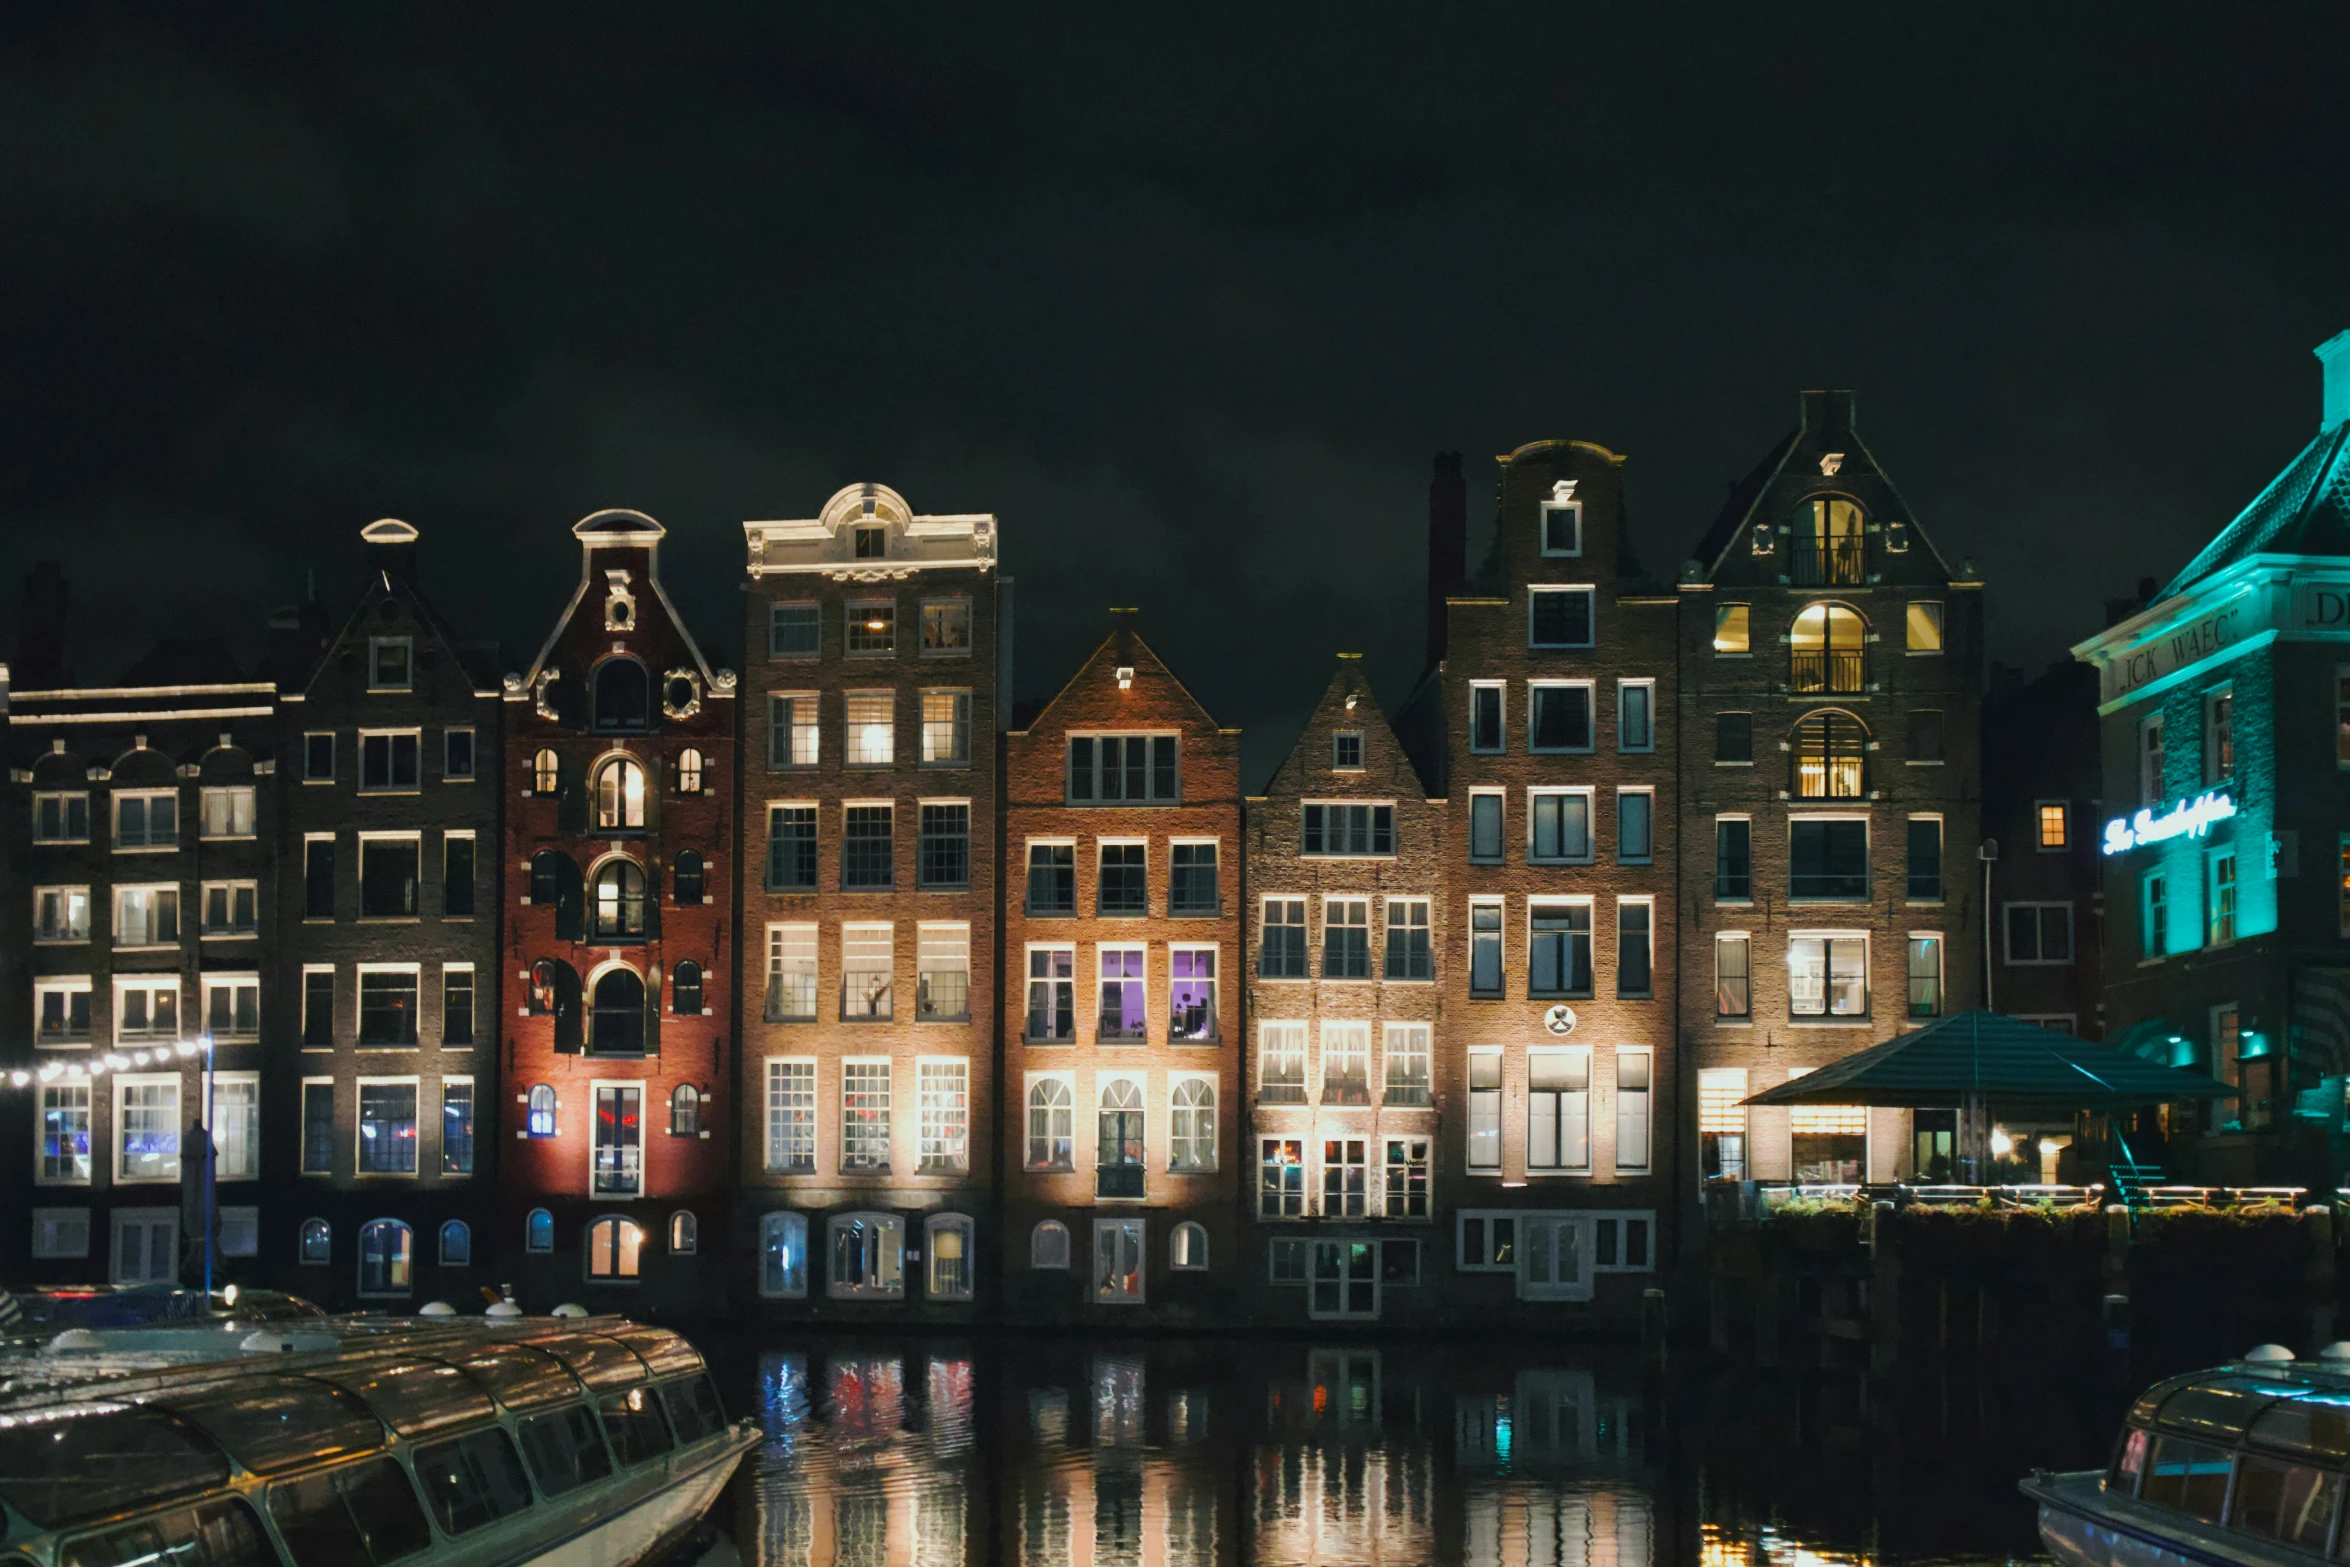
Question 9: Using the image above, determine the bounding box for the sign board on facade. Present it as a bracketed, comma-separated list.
[2102, 791, 2237, 856]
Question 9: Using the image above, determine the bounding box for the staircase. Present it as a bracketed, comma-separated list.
[2105, 1156, 2168, 1208]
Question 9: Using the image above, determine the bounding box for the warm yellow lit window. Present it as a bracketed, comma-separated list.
[1788, 1103, 1867, 1136]
[2038, 803, 2068, 850]
[1713, 603, 1751, 654]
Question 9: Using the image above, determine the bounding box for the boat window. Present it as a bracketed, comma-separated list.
[597, 1387, 675, 1467]
[2108, 1427, 2149, 1496]
[0, 1408, 229, 1528]
[267, 1457, 433, 1566]
[2130, 1373, 2202, 1428]
[59, 1495, 271, 1567]
[2251, 1393, 2350, 1463]
[163, 1379, 384, 1476]
[2232, 1452, 2339, 1552]
[658, 1375, 729, 1445]
[604, 1325, 703, 1379]
[517, 1405, 614, 1499]
[2156, 1378, 2280, 1443]
[2140, 1434, 2235, 1523]
[524, 1332, 647, 1391]
[310, 1359, 497, 1439]
[444, 1341, 578, 1412]
[409, 1428, 533, 1536]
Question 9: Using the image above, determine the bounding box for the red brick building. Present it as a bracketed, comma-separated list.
[499, 509, 738, 1310]
[1001, 614, 1243, 1322]
[737, 484, 1003, 1318]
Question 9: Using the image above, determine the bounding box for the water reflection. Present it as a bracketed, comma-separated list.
[718, 1337, 2073, 1567]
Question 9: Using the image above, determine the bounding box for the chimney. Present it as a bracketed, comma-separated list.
[1799, 390, 1856, 439]
[2318, 331, 2350, 434]
[12, 560, 70, 689]
[1426, 452, 1465, 667]
[360, 518, 420, 584]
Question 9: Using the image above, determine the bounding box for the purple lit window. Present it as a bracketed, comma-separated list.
[1170, 949, 1217, 1042]
[1098, 950, 1146, 1042]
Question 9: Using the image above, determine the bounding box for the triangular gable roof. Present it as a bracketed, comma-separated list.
[1019, 619, 1223, 736]
[300, 544, 499, 699]
[512, 509, 722, 690]
[1258, 658, 1427, 803]
[1741, 1010, 2233, 1109]
[2164, 421, 2350, 597]
[1688, 394, 1956, 582]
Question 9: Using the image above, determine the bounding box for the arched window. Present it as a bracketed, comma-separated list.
[1031, 1220, 1071, 1270]
[1169, 1079, 1217, 1172]
[440, 1220, 472, 1267]
[586, 1215, 644, 1280]
[669, 1211, 698, 1255]
[533, 748, 560, 795]
[358, 1219, 413, 1297]
[927, 1213, 975, 1301]
[670, 1083, 702, 1137]
[593, 659, 649, 732]
[760, 1212, 808, 1298]
[527, 1084, 557, 1138]
[526, 1208, 554, 1253]
[592, 860, 648, 939]
[1792, 710, 1870, 799]
[530, 851, 566, 909]
[678, 748, 705, 794]
[674, 850, 705, 905]
[1793, 495, 1866, 586]
[1171, 1221, 1209, 1271]
[828, 1213, 906, 1300]
[1791, 603, 1867, 694]
[299, 1218, 331, 1264]
[1097, 1080, 1145, 1199]
[672, 961, 703, 1017]
[590, 968, 646, 1055]
[1027, 1079, 1073, 1170]
[594, 758, 646, 830]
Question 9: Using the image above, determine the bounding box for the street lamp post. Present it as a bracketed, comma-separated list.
[201, 1033, 215, 1304]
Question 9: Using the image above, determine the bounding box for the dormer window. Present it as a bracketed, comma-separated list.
[853, 525, 887, 559]
[1540, 485, 1582, 557]
[593, 658, 649, 731]
[369, 637, 412, 691]
[1333, 731, 1364, 770]
[1793, 497, 1866, 586]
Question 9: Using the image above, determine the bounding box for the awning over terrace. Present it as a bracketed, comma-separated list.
[1741, 1010, 2235, 1113]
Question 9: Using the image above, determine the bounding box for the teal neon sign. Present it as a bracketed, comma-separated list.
[2101, 791, 2237, 856]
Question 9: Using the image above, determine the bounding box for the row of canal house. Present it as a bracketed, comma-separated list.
[0, 386, 1994, 1326]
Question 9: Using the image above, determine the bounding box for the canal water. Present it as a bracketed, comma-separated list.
[696, 1335, 2122, 1567]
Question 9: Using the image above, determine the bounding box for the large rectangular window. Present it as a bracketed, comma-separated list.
[358, 1080, 420, 1175]
[842, 925, 893, 1021]
[1470, 791, 1505, 862]
[1717, 818, 1752, 899]
[769, 694, 820, 767]
[1617, 789, 1653, 862]
[591, 1084, 640, 1194]
[1026, 947, 1075, 1041]
[1908, 935, 1943, 1018]
[1790, 935, 1869, 1018]
[1528, 1052, 1590, 1173]
[115, 977, 178, 1042]
[1470, 901, 1503, 996]
[1170, 947, 1217, 1041]
[1322, 898, 1371, 979]
[921, 690, 971, 765]
[2005, 903, 2075, 965]
[1529, 683, 1593, 751]
[1097, 947, 1146, 1041]
[917, 1060, 969, 1173]
[199, 880, 257, 937]
[360, 837, 421, 918]
[301, 1081, 334, 1175]
[1716, 932, 1751, 1018]
[203, 975, 259, 1040]
[765, 805, 817, 891]
[1385, 1139, 1431, 1218]
[917, 924, 971, 1022]
[441, 1079, 475, 1175]
[842, 1061, 892, 1171]
[918, 802, 970, 889]
[36, 978, 92, 1046]
[1301, 804, 1394, 856]
[1067, 735, 1179, 802]
[1170, 842, 1219, 913]
[768, 603, 819, 658]
[114, 885, 178, 947]
[766, 1059, 817, 1172]
[842, 805, 894, 889]
[1385, 897, 1432, 979]
[847, 599, 896, 654]
[1260, 1138, 1305, 1218]
[1529, 901, 1592, 997]
[922, 598, 972, 653]
[1259, 1023, 1306, 1103]
[199, 786, 256, 839]
[32, 885, 88, 943]
[1908, 817, 1944, 900]
[1790, 820, 1869, 899]
[845, 692, 895, 766]
[113, 789, 178, 849]
[766, 924, 817, 1021]
[1383, 1023, 1431, 1105]
[116, 1077, 180, 1181]
[1469, 684, 1503, 752]
[1700, 1069, 1748, 1181]
[1321, 1138, 1368, 1217]
[1027, 842, 1075, 914]
[1259, 897, 1306, 977]
[33, 791, 91, 843]
[1322, 1022, 1371, 1105]
[1098, 843, 1147, 914]
[1467, 1053, 1501, 1171]
[1615, 1050, 1652, 1174]
[358, 732, 422, 792]
[40, 1085, 91, 1184]
[1617, 900, 1653, 996]
[1530, 790, 1591, 863]
[358, 969, 420, 1047]
[1529, 587, 1595, 648]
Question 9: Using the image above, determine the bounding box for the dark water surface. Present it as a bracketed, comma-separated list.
[698, 1334, 2122, 1567]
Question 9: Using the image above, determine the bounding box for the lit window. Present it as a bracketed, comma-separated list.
[921, 690, 971, 764]
[1793, 496, 1865, 586]
[1791, 604, 1866, 694]
[921, 599, 972, 653]
[1027, 1078, 1074, 1169]
[1528, 1052, 1590, 1173]
[1025, 947, 1075, 1040]
[1257, 1023, 1306, 1104]
[1713, 604, 1751, 654]
[1384, 1138, 1430, 1217]
[527, 1084, 557, 1138]
[586, 1216, 644, 1280]
[594, 759, 646, 830]
[1467, 1054, 1501, 1171]
[1908, 935, 1943, 1018]
[1715, 933, 1751, 1019]
[1792, 710, 1869, 798]
[1094, 1219, 1146, 1303]
[1171, 1221, 1210, 1270]
[1906, 601, 1945, 652]
[677, 748, 704, 794]
[1170, 1079, 1216, 1170]
[829, 1212, 905, 1298]
[768, 694, 820, 768]
[765, 1059, 816, 1172]
[199, 786, 256, 839]
[1789, 935, 1869, 1017]
[842, 1061, 892, 1169]
[927, 1214, 974, 1300]
[2206, 688, 2235, 782]
[917, 1060, 969, 1173]
[526, 1209, 554, 1253]
[760, 1212, 808, 1296]
[533, 748, 560, 795]
[847, 600, 896, 656]
[669, 1211, 698, 1255]
[591, 861, 648, 940]
[1322, 1022, 1370, 1105]
[2037, 802, 2069, 851]
[358, 1219, 412, 1296]
[845, 691, 895, 766]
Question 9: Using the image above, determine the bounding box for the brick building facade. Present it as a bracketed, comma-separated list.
[1000, 615, 1244, 1322]
[1245, 655, 1447, 1323]
[499, 509, 738, 1311]
[737, 484, 1004, 1318]
[267, 519, 504, 1306]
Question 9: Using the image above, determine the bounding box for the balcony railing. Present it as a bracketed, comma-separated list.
[1791, 540, 1866, 586]
[1790, 650, 1865, 694]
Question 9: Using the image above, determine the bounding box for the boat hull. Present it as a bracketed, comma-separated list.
[519, 1426, 755, 1567]
[2026, 1471, 2303, 1567]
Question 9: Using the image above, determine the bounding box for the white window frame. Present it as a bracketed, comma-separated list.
[355, 1074, 424, 1180]
[1527, 679, 1596, 755]
[36, 1081, 93, 1186]
[113, 1074, 182, 1184]
[1617, 895, 1655, 998]
[206, 1069, 261, 1182]
[1715, 930, 1753, 1023]
[919, 687, 973, 766]
[1382, 1022, 1432, 1105]
[1527, 583, 1597, 650]
[925, 1212, 976, 1301]
[30, 1207, 90, 1258]
[1789, 929, 1873, 1021]
[355, 961, 423, 1048]
[2003, 901, 2077, 967]
[843, 689, 896, 768]
[826, 1211, 907, 1300]
[1092, 1217, 1148, 1305]
[440, 1073, 476, 1177]
[200, 972, 262, 1042]
[1096, 940, 1149, 1042]
[367, 635, 414, 691]
[198, 879, 259, 939]
[34, 975, 93, 1050]
[1468, 681, 1505, 754]
[1616, 787, 1655, 864]
[1257, 1020, 1307, 1104]
[1617, 678, 1656, 753]
[198, 785, 256, 841]
[33, 883, 91, 944]
[113, 974, 180, 1044]
[916, 921, 972, 1023]
[300, 1076, 335, 1176]
[1467, 1047, 1503, 1173]
[916, 1056, 971, 1174]
[111, 1206, 179, 1285]
[1591, 1210, 1659, 1274]
[113, 883, 180, 950]
[357, 729, 424, 794]
[112, 788, 178, 852]
[1168, 1071, 1218, 1173]
[768, 692, 821, 769]
[1467, 787, 1508, 864]
[300, 963, 335, 1050]
[1612, 1048, 1653, 1175]
[1025, 1070, 1076, 1171]
[1540, 494, 1583, 557]
[1468, 896, 1505, 999]
[1456, 1208, 1519, 1272]
[1527, 1047, 1593, 1176]
[32, 790, 92, 843]
[764, 1056, 818, 1174]
[841, 1057, 893, 1172]
[1526, 787, 1595, 865]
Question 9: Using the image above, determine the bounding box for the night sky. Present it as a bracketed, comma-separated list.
[4, 10, 2348, 781]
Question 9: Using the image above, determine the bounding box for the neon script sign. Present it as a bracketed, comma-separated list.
[2102, 791, 2237, 855]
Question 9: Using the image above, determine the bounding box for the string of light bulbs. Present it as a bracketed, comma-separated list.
[2, 1035, 215, 1091]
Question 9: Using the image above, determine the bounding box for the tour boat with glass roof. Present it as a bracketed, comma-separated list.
[0, 1312, 755, 1567]
[2025, 1351, 2350, 1567]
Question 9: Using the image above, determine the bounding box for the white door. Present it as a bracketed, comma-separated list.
[1092, 1219, 1145, 1303]
[1309, 1239, 1380, 1319]
[111, 1207, 178, 1285]
[1518, 1214, 1592, 1302]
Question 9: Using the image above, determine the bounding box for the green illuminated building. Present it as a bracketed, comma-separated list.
[2074, 330, 2350, 1185]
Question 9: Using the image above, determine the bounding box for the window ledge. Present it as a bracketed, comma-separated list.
[1715, 760, 1756, 767]
[34, 938, 91, 947]
[112, 846, 179, 855]
[1023, 1037, 1075, 1047]
[1616, 857, 1655, 867]
[1714, 1018, 1755, 1028]
[357, 917, 424, 925]
[356, 790, 424, 798]
[1906, 759, 1947, 767]
[1904, 899, 1947, 908]
[916, 884, 974, 895]
[1617, 991, 1657, 1001]
[200, 932, 260, 941]
[1715, 898, 1756, 908]
[1788, 1017, 1875, 1028]
[1787, 897, 1870, 906]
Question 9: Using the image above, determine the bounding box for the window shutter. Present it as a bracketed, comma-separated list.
[553, 857, 584, 943]
[644, 862, 663, 939]
[553, 963, 583, 1054]
[557, 751, 588, 835]
[643, 967, 663, 1057]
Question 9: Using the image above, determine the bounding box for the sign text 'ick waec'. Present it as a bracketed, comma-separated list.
[2102, 791, 2237, 856]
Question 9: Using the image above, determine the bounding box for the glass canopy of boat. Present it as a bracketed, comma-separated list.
[2111, 1366, 2350, 1555]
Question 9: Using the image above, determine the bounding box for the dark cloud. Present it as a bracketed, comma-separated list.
[2, 8, 2347, 780]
